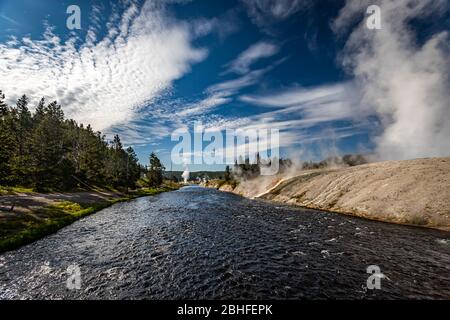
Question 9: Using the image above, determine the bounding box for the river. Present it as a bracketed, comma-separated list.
[0, 186, 449, 299]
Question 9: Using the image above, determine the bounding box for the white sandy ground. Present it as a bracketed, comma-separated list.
[208, 157, 450, 231]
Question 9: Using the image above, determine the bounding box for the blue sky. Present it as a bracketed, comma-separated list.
[0, 0, 449, 171]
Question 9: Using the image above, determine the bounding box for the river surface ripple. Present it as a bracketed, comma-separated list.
[0, 186, 449, 299]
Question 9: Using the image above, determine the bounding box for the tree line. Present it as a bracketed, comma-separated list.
[228, 153, 368, 180]
[300, 154, 368, 170]
[231, 153, 293, 180]
[0, 90, 163, 191]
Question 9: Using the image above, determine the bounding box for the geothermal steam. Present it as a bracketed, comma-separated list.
[333, 0, 450, 160]
[182, 167, 190, 184]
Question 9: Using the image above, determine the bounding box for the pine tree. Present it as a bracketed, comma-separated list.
[108, 134, 128, 187]
[0, 90, 144, 191]
[224, 165, 232, 181]
[34, 97, 46, 124]
[0, 90, 8, 117]
[125, 147, 141, 189]
[83, 126, 108, 184]
[147, 152, 165, 187]
[12, 95, 33, 185]
[31, 101, 68, 191]
[0, 92, 14, 183]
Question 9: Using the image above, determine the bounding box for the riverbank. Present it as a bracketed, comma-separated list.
[0, 185, 180, 253]
[203, 157, 450, 231]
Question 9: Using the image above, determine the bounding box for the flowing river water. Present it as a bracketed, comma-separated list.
[0, 186, 449, 299]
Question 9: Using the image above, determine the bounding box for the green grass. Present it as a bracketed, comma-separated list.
[50, 201, 84, 213]
[0, 202, 109, 253]
[0, 185, 180, 253]
[0, 186, 35, 195]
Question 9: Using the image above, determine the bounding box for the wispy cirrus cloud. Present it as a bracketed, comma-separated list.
[0, 0, 207, 132]
[200, 82, 370, 155]
[176, 92, 232, 117]
[191, 9, 240, 40]
[223, 41, 279, 74]
[0, 13, 20, 26]
[240, 82, 371, 122]
[210, 65, 274, 94]
[175, 46, 287, 119]
[240, 83, 349, 108]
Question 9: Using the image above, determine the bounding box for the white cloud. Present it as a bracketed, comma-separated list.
[176, 92, 232, 117]
[191, 10, 240, 40]
[201, 82, 370, 156]
[333, 0, 450, 160]
[209, 57, 286, 97]
[209, 68, 269, 94]
[116, 60, 282, 145]
[224, 41, 279, 74]
[198, 115, 365, 165]
[240, 82, 371, 122]
[173, 54, 286, 123]
[241, 83, 349, 107]
[0, 1, 207, 132]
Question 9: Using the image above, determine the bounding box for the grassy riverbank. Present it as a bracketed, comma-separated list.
[0, 185, 180, 253]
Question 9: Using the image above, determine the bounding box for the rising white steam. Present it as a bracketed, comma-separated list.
[182, 167, 190, 184]
[333, 0, 450, 160]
